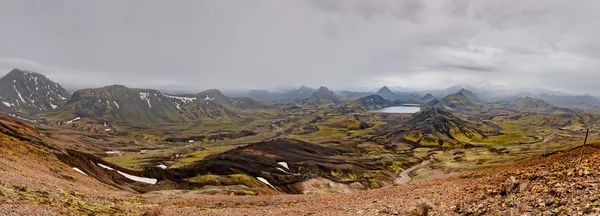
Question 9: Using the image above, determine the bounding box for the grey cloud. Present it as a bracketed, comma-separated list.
[311, 0, 423, 22]
[0, 0, 599, 95]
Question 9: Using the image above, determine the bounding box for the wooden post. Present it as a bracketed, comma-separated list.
[579, 128, 590, 165]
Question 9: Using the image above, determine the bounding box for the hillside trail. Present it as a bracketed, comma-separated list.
[394, 155, 434, 185]
[539, 132, 556, 144]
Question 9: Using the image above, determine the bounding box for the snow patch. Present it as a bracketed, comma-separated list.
[113, 101, 120, 109]
[139, 92, 152, 108]
[105, 151, 121, 154]
[66, 117, 80, 124]
[97, 163, 157, 184]
[162, 94, 196, 103]
[8, 113, 37, 123]
[277, 162, 290, 170]
[117, 170, 157, 184]
[73, 167, 87, 176]
[256, 177, 277, 190]
[2, 101, 12, 107]
[157, 164, 167, 169]
[49, 102, 57, 109]
[204, 96, 215, 100]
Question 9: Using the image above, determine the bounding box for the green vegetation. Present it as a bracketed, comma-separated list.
[471, 122, 540, 145]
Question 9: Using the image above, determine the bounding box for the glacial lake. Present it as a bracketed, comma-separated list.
[369, 105, 421, 114]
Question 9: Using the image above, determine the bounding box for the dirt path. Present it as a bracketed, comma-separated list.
[394, 155, 434, 185]
[535, 132, 556, 145]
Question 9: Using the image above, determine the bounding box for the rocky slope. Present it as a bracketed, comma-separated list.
[457, 144, 600, 215]
[0, 69, 70, 115]
[2, 114, 600, 215]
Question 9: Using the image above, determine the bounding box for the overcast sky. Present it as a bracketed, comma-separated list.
[0, 0, 598, 94]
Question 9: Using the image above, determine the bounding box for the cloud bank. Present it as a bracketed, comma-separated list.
[0, 0, 598, 94]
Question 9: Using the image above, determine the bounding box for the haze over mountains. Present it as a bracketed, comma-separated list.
[2, 68, 600, 120]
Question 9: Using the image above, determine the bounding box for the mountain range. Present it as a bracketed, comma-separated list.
[2, 68, 600, 126]
[43, 85, 242, 125]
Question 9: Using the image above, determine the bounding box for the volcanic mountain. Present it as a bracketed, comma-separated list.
[509, 97, 572, 114]
[458, 88, 483, 104]
[376, 86, 399, 100]
[379, 107, 495, 148]
[247, 89, 278, 101]
[43, 85, 238, 125]
[421, 93, 434, 101]
[303, 86, 342, 105]
[283, 85, 316, 100]
[341, 95, 394, 112]
[0, 69, 70, 115]
[426, 92, 479, 111]
[197, 89, 266, 109]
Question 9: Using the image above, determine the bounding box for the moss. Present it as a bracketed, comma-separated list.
[403, 133, 423, 143]
[330, 170, 359, 181]
[387, 161, 406, 173]
[419, 135, 440, 147]
[58, 189, 124, 215]
[187, 174, 265, 188]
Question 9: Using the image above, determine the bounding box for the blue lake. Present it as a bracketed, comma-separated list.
[369, 106, 421, 114]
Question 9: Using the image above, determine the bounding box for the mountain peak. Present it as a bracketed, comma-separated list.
[427, 92, 477, 111]
[376, 86, 398, 100]
[0, 69, 70, 115]
[299, 85, 312, 90]
[7, 68, 40, 76]
[305, 86, 341, 105]
[317, 86, 330, 91]
[458, 89, 483, 104]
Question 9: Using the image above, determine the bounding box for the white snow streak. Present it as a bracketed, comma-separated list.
[72, 167, 88, 176]
[117, 171, 157, 184]
[66, 117, 80, 124]
[13, 85, 27, 104]
[97, 163, 157, 184]
[97, 163, 114, 170]
[256, 177, 277, 190]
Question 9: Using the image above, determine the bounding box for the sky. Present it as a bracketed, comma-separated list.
[0, 0, 599, 94]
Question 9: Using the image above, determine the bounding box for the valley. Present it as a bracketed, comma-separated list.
[0, 69, 599, 215]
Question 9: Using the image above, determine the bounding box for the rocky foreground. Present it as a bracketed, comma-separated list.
[1, 114, 599, 215]
[457, 144, 600, 215]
